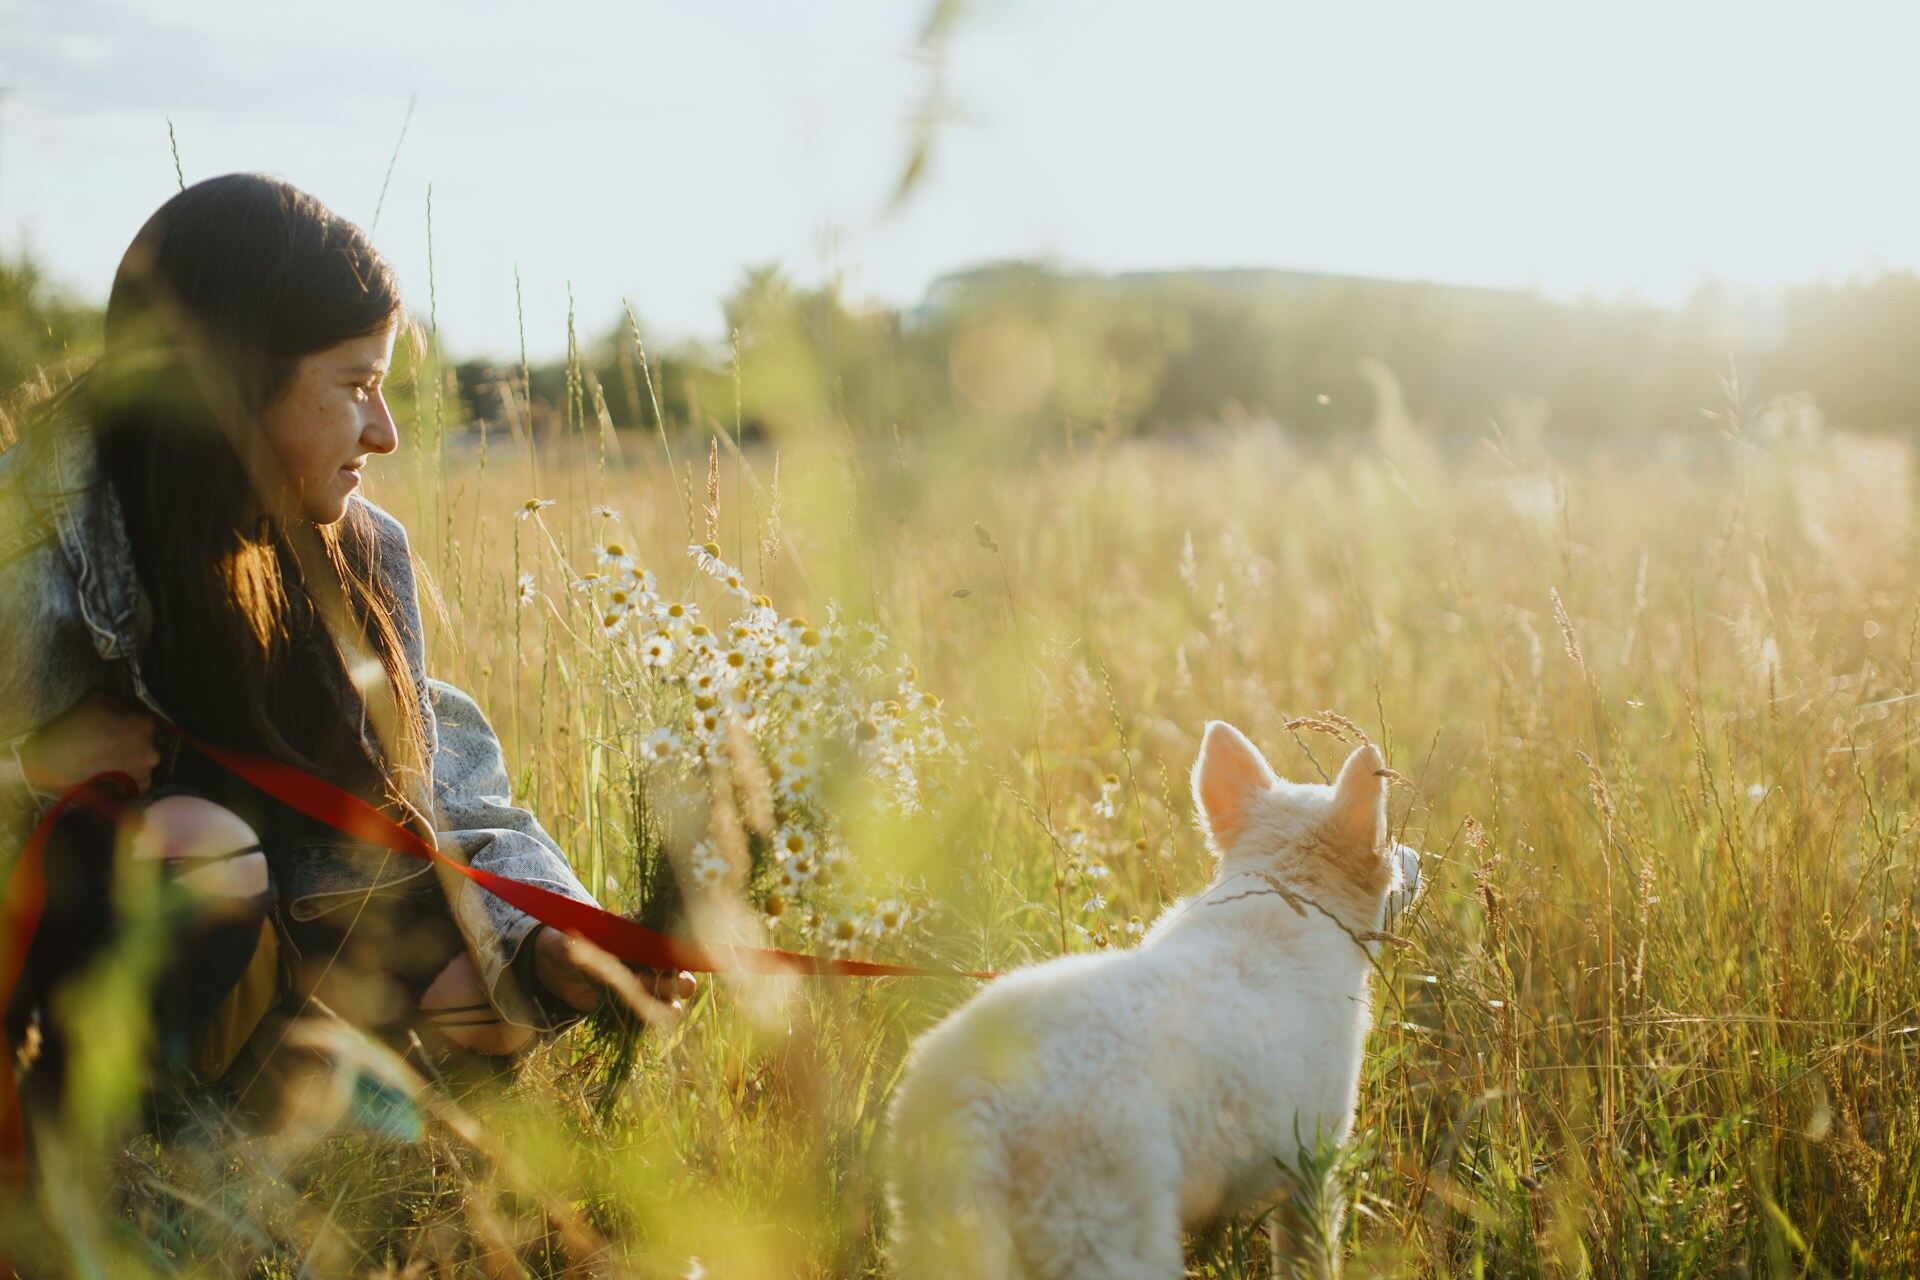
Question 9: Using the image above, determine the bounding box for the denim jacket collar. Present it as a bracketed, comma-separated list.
[7, 399, 146, 668]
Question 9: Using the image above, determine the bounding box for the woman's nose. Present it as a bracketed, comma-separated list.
[362, 392, 400, 455]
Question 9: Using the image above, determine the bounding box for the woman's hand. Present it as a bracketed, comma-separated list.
[532, 925, 697, 1015]
[14, 691, 161, 794]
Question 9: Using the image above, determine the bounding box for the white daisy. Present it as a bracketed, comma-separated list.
[640, 726, 681, 764]
[873, 899, 909, 935]
[641, 632, 674, 668]
[604, 582, 638, 618]
[693, 545, 752, 597]
[774, 770, 817, 804]
[724, 681, 757, 717]
[775, 826, 815, 862]
[817, 843, 849, 885]
[656, 600, 698, 636]
[594, 540, 636, 574]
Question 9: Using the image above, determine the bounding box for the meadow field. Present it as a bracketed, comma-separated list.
[20, 358, 1920, 1278]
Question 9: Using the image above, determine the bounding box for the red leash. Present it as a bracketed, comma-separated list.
[0, 729, 996, 1223]
[162, 723, 999, 981]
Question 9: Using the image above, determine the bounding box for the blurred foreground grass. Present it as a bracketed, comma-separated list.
[23, 383, 1920, 1277]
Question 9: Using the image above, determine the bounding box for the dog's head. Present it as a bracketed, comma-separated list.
[1190, 720, 1421, 938]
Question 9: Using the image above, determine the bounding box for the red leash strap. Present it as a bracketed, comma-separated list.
[165, 724, 998, 982]
[0, 772, 138, 1204]
[0, 735, 992, 1210]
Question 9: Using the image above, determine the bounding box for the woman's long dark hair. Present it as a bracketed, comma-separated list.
[80, 173, 430, 809]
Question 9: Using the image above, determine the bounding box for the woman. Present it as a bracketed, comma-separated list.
[0, 173, 677, 1113]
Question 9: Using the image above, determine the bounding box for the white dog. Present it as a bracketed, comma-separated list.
[887, 722, 1421, 1279]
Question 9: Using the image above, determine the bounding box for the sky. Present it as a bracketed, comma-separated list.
[3, 0, 1918, 360]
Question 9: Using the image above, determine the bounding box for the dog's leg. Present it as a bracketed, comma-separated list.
[889, 1119, 1018, 1280]
[1039, 1193, 1181, 1280]
[1017, 1144, 1183, 1280]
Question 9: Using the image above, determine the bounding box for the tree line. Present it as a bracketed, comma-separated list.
[9, 250, 1920, 448]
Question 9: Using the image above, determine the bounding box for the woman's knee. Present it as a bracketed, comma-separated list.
[123, 796, 270, 901]
[124, 794, 261, 863]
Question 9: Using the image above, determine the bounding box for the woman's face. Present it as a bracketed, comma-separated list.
[255, 323, 400, 524]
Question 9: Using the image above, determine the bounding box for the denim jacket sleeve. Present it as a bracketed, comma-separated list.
[0, 415, 124, 877]
[427, 674, 601, 979]
[349, 499, 601, 1031]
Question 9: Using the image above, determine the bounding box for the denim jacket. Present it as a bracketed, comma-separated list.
[0, 403, 599, 1033]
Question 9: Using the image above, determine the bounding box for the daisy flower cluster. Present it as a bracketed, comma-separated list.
[570, 522, 958, 951]
[1060, 772, 1149, 951]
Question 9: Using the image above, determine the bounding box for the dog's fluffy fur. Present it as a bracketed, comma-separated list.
[887, 722, 1421, 1279]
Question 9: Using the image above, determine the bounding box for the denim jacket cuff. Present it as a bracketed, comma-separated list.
[2, 728, 55, 807]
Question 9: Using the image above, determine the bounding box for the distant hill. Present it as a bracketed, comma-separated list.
[899, 259, 1751, 439]
[921, 261, 1534, 314]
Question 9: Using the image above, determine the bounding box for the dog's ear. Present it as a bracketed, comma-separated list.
[1327, 744, 1387, 855]
[1192, 721, 1277, 848]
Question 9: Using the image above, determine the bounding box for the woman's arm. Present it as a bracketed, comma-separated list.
[426, 673, 603, 958]
[6, 692, 160, 797]
[1, 729, 40, 859]
[349, 498, 606, 1029]
[1, 693, 161, 863]
[429, 680, 696, 1019]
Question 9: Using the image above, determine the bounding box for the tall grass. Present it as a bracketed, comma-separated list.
[15, 345, 1920, 1277]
